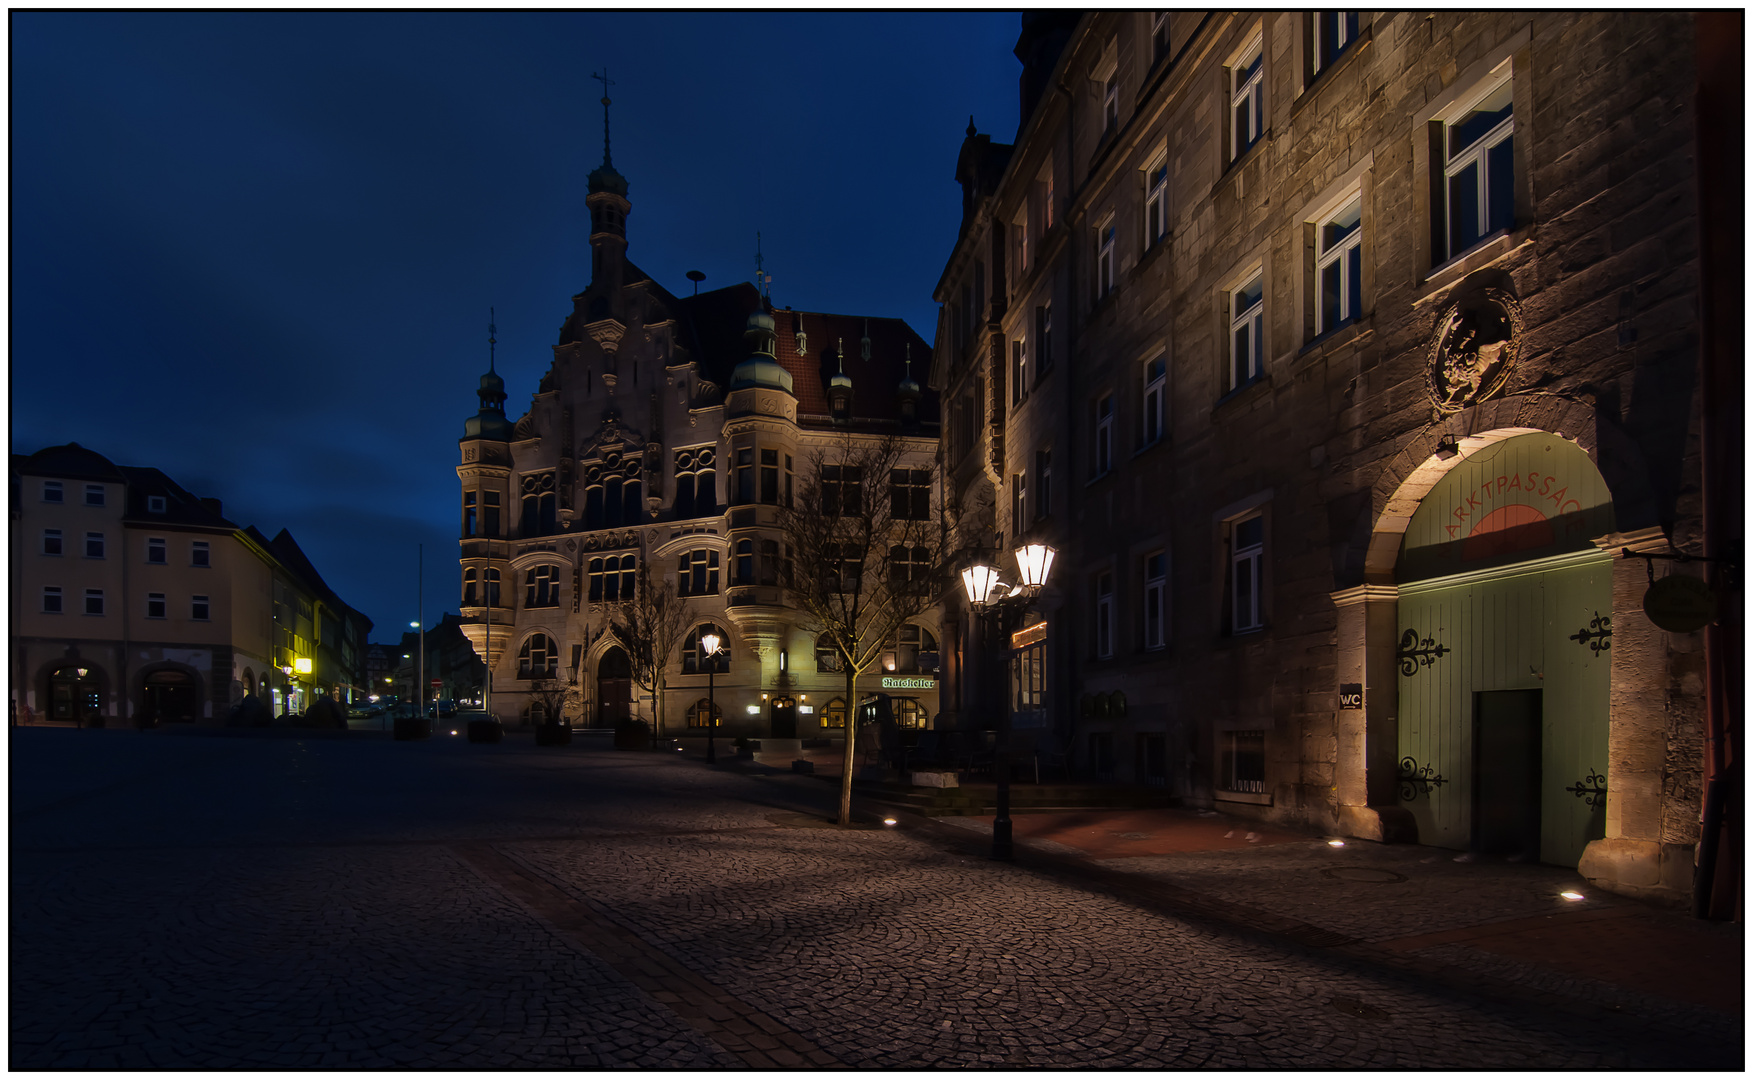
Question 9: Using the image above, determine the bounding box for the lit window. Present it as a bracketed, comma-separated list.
[146, 537, 166, 564]
[191, 541, 211, 567]
[1095, 571, 1115, 659]
[1317, 195, 1363, 335]
[1440, 74, 1515, 262]
[823, 697, 848, 729]
[84, 532, 105, 559]
[1142, 356, 1167, 446]
[1229, 273, 1265, 391]
[1229, 512, 1265, 634]
[1231, 35, 1264, 161]
[687, 698, 722, 728]
[147, 593, 166, 619]
[1145, 154, 1169, 247]
[42, 529, 62, 556]
[1096, 217, 1117, 299]
[1144, 551, 1167, 649]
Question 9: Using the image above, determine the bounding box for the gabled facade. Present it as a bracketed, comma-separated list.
[936, 12, 1733, 906]
[457, 140, 943, 738]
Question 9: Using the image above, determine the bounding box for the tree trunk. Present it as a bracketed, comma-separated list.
[838, 667, 858, 826]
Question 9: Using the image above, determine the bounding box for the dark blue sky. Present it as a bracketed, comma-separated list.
[12, 11, 1021, 640]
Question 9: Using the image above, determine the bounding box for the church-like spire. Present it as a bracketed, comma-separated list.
[587, 68, 628, 197]
[464, 306, 512, 441]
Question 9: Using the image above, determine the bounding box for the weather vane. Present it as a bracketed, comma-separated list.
[488, 307, 497, 373]
[755, 232, 770, 299]
[590, 68, 615, 166]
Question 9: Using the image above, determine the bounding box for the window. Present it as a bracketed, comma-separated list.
[816, 636, 844, 673]
[518, 633, 558, 679]
[43, 586, 63, 614]
[1035, 303, 1053, 380]
[147, 495, 167, 514]
[889, 468, 931, 521]
[85, 532, 105, 559]
[483, 490, 502, 536]
[462, 568, 477, 606]
[682, 625, 730, 675]
[587, 556, 635, 602]
[191, 540, 210, 567]
[1145, 154, 1169, 247]
[191, 595, 210, 621]
[525, 564, 561, 608]
[760, 448, 779, 504]
[1317, 196, 1364, 334]
[889, 545, 931, 587]
[1220, 729, 1266, 793]
[1044, 170, 1056, 230]
[146, 537, 166, 564]
[520, 472, 557, 536]
[823, 697, 848, 729]
[1102, 73, 1120, 132]
[735, 539, 755, 585]
[1143, 551, 1167, 649]
[147, 593, 166, 619]
[463, 491, 478, 536]
[1095, 217, 1116, 299]
[1142, 356, 1167, 446]
[1093, 395, 1114, 476]
[677, 549, 719, 597]
[1312, 12, 1359, 78]
[483, 567, 501, 606]
[1152, 12, 1171, 64]
[822, 464, 862, 517]
[84, 484, 105, 507]
[1010, 473, 1027, 538]
[1231, 35, 1265, 161]
[1095, 571, 1115, 659]
[1439, 74, 1515, 262]
[583, 457, 641, 530]
[784, 454, 794, 508]
[42, 480, 63, 503]
[759, 539, 782, 586]
[84, 588, 105, 616]
[687, 698, 722, 728]
[1034, 448, 1051, 521]
[1011, 337, 1028, 406]
[1229, 512, 1265, 634]
[822, 543, 863, 594]
[672, 446, 717, 519]
[42, 529, 62, 556]
[891, 623, 940, 673]
[1229, 273, 1264, 391]
[1014, 212, 1029, 278]
[1011, 629, 1046, 713]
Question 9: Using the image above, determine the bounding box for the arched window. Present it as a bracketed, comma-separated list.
[673, 446, 716, 519]
[588, 555, 639, 603]
[242, 669, 255, 696]
[524, 564, 561, 607]
[814, 634, 844, 673]
[822, 696, 848, 729]
[687, 697, 723, 728]
[677, 549, 719, 597]
[518, 633, 558, 679]
[682, 625, 731, 675]
[886, 623, 940, 673]
[462, 568, 478, 606]
[49, 664, 102, 723]
[520, 472, 557, 536]
[896, 698, 926, 729]
[483, 567, 501, 607]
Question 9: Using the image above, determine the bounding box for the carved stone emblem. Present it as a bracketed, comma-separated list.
[1426, 287, 1523, 414]
[584, 319, 625, 354]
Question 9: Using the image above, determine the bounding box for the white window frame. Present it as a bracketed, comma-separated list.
[84, 588, 105, 617]
[1142, 356, 1167, 447]
[1143, 550, 1168, 650]
[1102, 73, 1120, 132]
[1096, 216, 1116, 299]
[84, 484, 105, 507]
[1095, 571, 1115, 659]
[146, 537, 167, 564]
[1230, 34, 1265, 161]
[1230, 511, 1265, 634]
[1151, 12, 1171, 65]
[191, 540, 211, 567]
[147, 593, 167, 620]
[1011, 473, 1027, 538]
[1316, 194, 1363, 335]
[1144, 152, 1170, 248]
[1011, 337, 1027, 407]
[1228, 272, 1265, 391]
[147, 495, 167, 514]
[43, 586, 63, 614]
[84, 532, 105, 559]
[1311, 12, 1358, 79]
[1095, 394, 1114, 476]
[42, 529, 63, 556]
[191, 595, 211, 621]
[42, 480, 63, 503]
[1439, 68, 1515, 262]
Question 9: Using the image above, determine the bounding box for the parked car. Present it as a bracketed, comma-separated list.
[426, 699, 457, 719]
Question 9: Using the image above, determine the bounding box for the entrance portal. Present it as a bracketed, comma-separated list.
[770, 695, 797, 738]
[143, 669, 199, 724]
[1474, 690, 1543, 858]
[596, 646, 632, 726]
[49, 665, 102, 723]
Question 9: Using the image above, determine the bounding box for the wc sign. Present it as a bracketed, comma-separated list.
[1338, 683, 1363, 710]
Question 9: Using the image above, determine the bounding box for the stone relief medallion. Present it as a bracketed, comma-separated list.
[1426, 286, 1524, 415]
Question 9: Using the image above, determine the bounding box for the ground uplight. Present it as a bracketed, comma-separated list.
[1560, 890, 1585, 901]
[883, 818, 898, 827]
[1327, 839, 1346, 847]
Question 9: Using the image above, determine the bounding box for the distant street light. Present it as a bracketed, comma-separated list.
[702, 631, 724, 764]
[961, 543, 1057, 861]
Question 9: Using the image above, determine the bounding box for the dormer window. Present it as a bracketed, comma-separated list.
[147, 495, 167, 514]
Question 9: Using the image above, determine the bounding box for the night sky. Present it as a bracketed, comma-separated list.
[11, 10, 1021, 640]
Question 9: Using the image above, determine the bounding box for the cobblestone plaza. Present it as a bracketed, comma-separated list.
[10, 730, 1739, 1069]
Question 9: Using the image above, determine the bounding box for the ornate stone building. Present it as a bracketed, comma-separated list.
[933, 12, 1732, 905]
[457, 139, 941, 742]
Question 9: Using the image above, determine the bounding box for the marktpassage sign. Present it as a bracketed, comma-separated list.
[881, 677, 936, 689]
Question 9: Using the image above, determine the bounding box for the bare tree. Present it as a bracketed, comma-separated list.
[779, 432, 942, 826]
[610, 556, 690, 744]
[527, 678, 570, 726]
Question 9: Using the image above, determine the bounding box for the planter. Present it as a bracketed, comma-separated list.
[535, 722, 573, 747]
[466, 719, 503, 744]
[613, 720, 650, 750]
[393, 716, 430, 741]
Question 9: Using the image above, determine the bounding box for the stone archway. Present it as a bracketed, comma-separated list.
[140, 664, 203, 725]
[596, 645, 632, 727]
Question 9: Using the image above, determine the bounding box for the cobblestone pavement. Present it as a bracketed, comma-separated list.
[10, 729, 1741, 1069]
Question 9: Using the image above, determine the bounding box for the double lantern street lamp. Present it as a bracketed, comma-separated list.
[961, 541, 1056, 861]
[702, 631, 725, 764]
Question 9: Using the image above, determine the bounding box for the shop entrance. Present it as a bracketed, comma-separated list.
[769, 695, 797, 738]
[142, 670, 199, 724]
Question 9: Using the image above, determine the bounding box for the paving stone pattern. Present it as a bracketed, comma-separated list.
[9, 730, 1738, 1068]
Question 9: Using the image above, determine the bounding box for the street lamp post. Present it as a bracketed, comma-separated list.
[702, 631, 723, 764]
[961, 542, 1056, 861]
